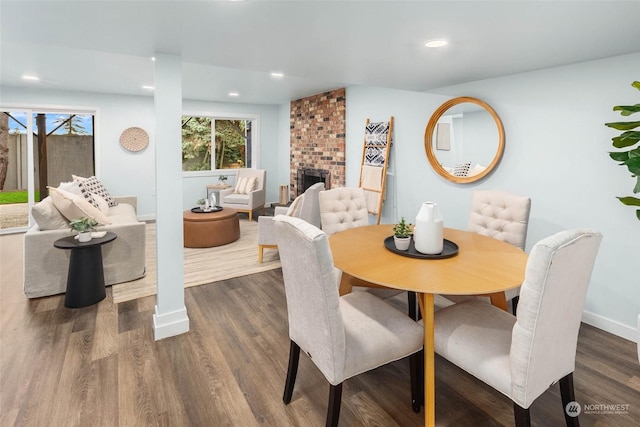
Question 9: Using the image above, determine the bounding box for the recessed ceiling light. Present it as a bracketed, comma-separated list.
[424, 39, 448, 48]
[271, 72, 284, 78]
[142, 85, 154, 90]
[228, 92, 239, 97]
[151, 57, 156, 61]
[22, 75, 40, 81]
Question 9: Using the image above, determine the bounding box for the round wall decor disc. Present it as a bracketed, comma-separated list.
[120, 127, 149, 152]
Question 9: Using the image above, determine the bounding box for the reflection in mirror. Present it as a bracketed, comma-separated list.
[425, 97, 504, 184]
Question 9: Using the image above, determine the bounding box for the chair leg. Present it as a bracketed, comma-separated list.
[407, 291, 425, 406]
[560, 373, 580, 427]
[258, 246, 264, 263]
[512, 295, 520, 315]
[513, 403, 531, 427]
[407, 291, 422, 320]
[409, 352, 421, 413]
[326, 383, 342, 427]
[283, 341, 300, 404]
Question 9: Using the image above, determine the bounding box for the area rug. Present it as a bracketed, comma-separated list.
[111, 220, 281, 303]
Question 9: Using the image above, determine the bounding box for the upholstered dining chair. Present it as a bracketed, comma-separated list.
[433, 229, 602, 427]
[219, 169, 266, 221]
[443, 190, 532, 313]
[274, 215, 424, 426]
[318, 187, 369, 235]
[318, 186, 407, 304]
[257, 182, 324, 262]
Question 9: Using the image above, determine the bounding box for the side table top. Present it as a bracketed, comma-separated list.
[183, 208, 238, 222]
[206, 184, 232, 189]
[54, 231, 117, 249]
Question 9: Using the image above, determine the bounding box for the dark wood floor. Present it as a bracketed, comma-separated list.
[1, 235, 639, 426]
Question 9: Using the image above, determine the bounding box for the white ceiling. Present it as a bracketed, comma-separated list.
[2, 0, 640, 105]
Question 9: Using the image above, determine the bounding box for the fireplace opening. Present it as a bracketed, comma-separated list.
[297, 168, 331, 196]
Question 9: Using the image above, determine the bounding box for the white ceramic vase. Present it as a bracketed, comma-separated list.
[210, 193, 217, 207]
[413, 202, 443, 254]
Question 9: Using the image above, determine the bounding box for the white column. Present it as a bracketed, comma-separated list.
[152, 54, 189, 340]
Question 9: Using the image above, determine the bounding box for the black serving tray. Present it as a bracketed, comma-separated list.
[383, 236, 459, 259]
[191, 206, 223, 213]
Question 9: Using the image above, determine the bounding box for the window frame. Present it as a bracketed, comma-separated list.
[181, 111, 260, 177]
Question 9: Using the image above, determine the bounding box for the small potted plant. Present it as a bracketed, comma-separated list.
[197, 198, 206, 208]
[218, 175, 228, 185]
[70, 217, 98, 242]
[393, 217, 412, 250]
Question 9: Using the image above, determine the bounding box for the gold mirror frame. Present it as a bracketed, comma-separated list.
[424, 96, 505, 184]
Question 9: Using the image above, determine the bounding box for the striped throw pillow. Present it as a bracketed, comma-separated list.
[235, 177, 257, 194]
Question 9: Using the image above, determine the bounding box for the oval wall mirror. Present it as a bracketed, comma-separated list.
[424, 96, 505, 184]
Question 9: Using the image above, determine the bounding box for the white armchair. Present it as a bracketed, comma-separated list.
[274, 215, 424, 425]
[434, 229, 602, 427]
[219, 169, 266, 222]
[257, 182, 324, 262]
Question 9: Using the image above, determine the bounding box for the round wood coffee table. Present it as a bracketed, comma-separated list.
[183, 208, 240, 248]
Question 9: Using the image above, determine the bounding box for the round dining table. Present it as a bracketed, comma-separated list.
[328, 224, 528, 427]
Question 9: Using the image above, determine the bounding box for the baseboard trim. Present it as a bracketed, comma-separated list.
[582, 309, 637, 343]
[153, 305, 189, 341]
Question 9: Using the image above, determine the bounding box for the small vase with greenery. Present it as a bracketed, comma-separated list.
[605, 81, 640, 221]
[69, 217, 98, 242]
[197, 198, 206, 207]
[393, 217, 412, 250]
[218, 175, 228, 185]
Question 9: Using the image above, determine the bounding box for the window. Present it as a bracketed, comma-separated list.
[0, 109, 95, 231]
[181, 114, 256, 173]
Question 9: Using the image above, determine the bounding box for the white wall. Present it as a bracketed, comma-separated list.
[346, 53, 640, 341]
[0, 87, 283, 219]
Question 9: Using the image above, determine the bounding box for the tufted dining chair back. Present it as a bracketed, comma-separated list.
[467, 190, 531, 250]
[318, 187, 369, 235]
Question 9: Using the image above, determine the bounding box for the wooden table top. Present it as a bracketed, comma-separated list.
[328, 224, 527, 296]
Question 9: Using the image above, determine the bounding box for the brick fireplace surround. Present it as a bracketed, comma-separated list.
[289, 88, 346, 199]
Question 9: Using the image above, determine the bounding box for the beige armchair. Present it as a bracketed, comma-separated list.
[219, 169, 266, 222]
[433, 229, 602, 426]
[257, 182, 324, 262]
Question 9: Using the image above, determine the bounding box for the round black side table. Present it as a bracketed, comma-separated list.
[54, 232, 117, 308]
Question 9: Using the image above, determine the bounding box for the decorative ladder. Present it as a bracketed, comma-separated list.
[358, 117, 394, 224]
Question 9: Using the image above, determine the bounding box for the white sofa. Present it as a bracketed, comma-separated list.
[23, 195, 146, 298]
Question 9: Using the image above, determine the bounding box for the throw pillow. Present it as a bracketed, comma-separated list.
[58, 180, 83, 196]
[90, 193, 110, 215]
[235, 176, 257, 194]
[77, 175, 118, 207]
[31, 197, 69, 230]
[286, 194, 305, 217]
[49, 187, 112, 225]
[453, 162, 471, 177]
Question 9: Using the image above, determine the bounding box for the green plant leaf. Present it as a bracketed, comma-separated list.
[611, 131, 640, 148]
[613, 104, 640, 116]
[609, 151, 629, 161]
[618, 196, 640, 206]
[633, 81, 640, 91]
[624, 157, 640, 175]
[636, 209, 640, 221]
[634, 176, 640, 194]
[605, 121, 640, 131]
[613, 146, 640, 162]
